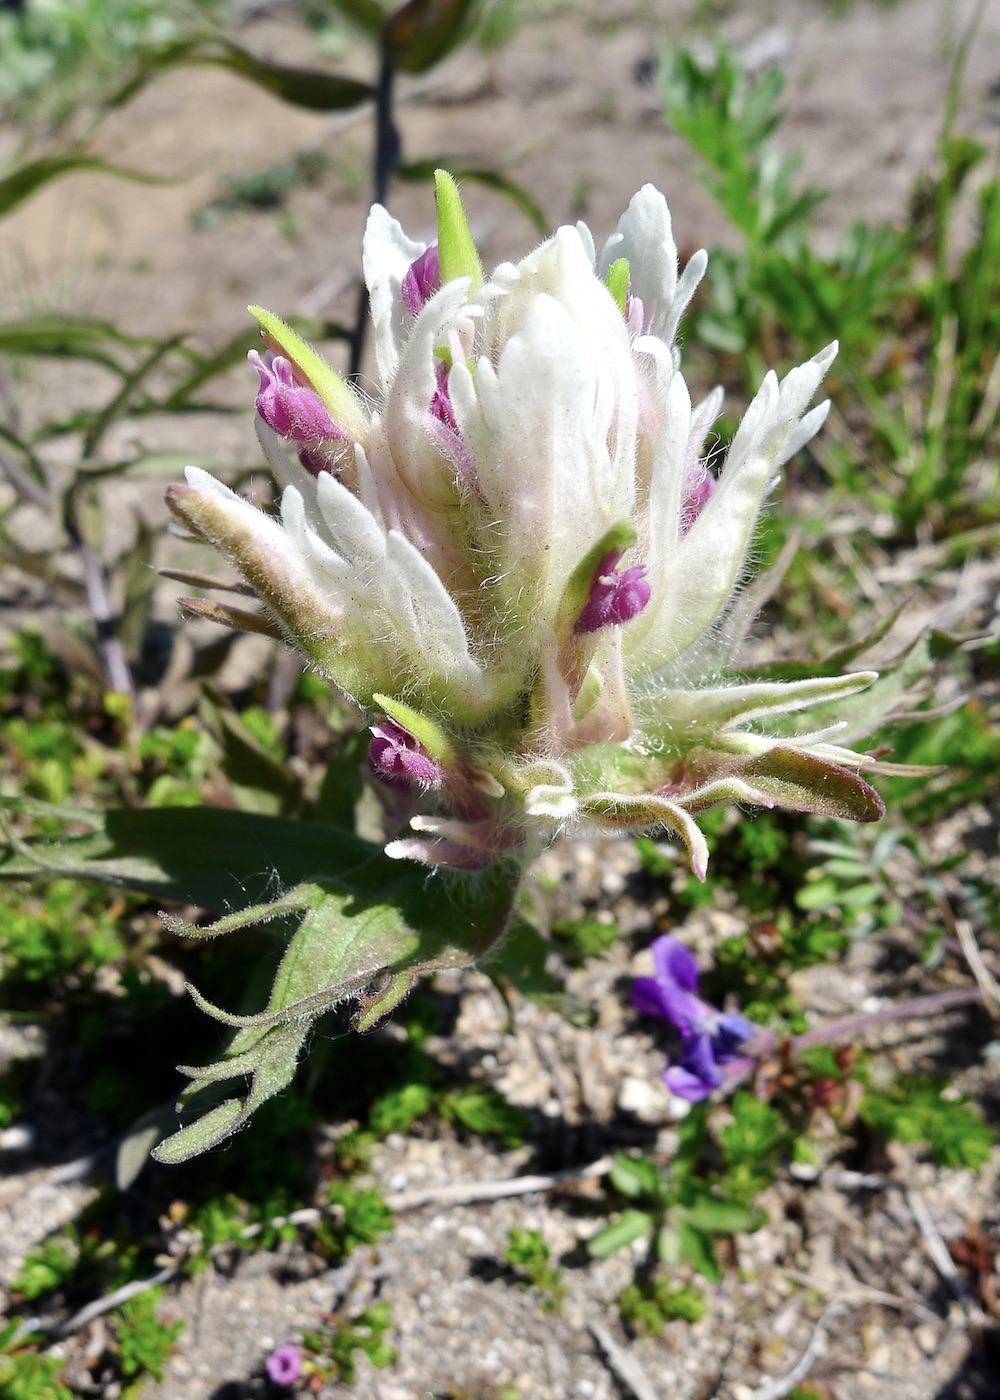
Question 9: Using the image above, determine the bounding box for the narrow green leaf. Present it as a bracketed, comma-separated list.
[0, 155, 171, 219]
[0, 316, 158, 372]
[161, 328, 259, 410]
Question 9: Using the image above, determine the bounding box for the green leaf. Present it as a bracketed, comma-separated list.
[0, 804, 379, 910]
[112, 36, 375, 113]
[438, 1085, 529, 1146]
[609, 1152, 661, 1201]
[859, 1078, 994, 1169]
[398, 158, 547, 235]
[153, 856, 521, 1162]
[674, 1218, 721, 1283]
[672, 1100, 708, 1176]
[160, 327, 260, 410]
[679, 1196, 758, 1234]
[384, 0, 480, 74]
[434, 169, 484, 288]
[685, 744, 885, 823]
[323, 0, 388, 35]
[587, 1209, 654, 1259]
[201, 695, 302, 818]
[481, 916, 560, 999]
[313, 731, 368, 830]
[0, 155, 170, 219]
[0, 316, 158, 372]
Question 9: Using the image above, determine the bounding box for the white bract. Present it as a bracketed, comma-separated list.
[168, 175, 883, 875]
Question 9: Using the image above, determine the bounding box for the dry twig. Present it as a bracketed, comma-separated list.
[905, 1188, 986, 1331]
[385, 1156, 611, 1211]
[590, 1321, 661, 1400]
[742, 1300, 846, 1400]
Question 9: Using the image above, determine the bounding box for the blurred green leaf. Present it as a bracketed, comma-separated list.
[0, 153, 170, 218]
[679, 1196, 758, 1234]
[200, 696, 301, 818]
[609, 1152, 661, 1200]
[323, 0, 389, 35]
[439, 1084, 529, 1145]
[587, 1209, 652, 1258]
[0, 316, 158, 372]
[675, 1218, 721, 1283]
[385, 0, 479, 75]
[112, 36, 374, 112]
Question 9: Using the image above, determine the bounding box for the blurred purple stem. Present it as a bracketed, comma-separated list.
[725, 986, 983, 1086]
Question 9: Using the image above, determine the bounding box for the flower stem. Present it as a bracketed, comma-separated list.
[726, 986, 984, 1086]
[791, 987, 983, 1051]
[349, 46, 399, 381]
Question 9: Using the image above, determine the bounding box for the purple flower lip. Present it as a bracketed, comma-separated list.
[250, 350, 343, 445]
[575, 550, 651, 633]
[265, 1344, 302, 1387]
[631, 935, 756, 1102]
[401, 243, 441, 315]
[368, 717, 444, 790]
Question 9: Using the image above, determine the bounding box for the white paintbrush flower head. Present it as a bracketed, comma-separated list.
[167, 174, 882, 875]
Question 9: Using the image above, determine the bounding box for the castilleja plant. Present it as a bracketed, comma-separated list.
[157, 174, 884, 1162]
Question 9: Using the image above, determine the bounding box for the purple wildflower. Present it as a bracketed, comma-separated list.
[265, 1344, 302, 1387]
[401, 243, 441, 315]
[575, 551, 651, 633]
[369, 717, 444, 789]
[250, 350, 342, 444]
[631, 935, 756, 1102]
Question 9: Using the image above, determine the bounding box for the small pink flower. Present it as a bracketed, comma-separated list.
[369, 718, 444, 789]
[250, 351, 342, 445]
[575, 551, 651, 633]
[265, 1344, 302, 1387]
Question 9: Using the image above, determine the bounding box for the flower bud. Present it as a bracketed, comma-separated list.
[369, 717, 444, 789]
[250, 350, 343, 444]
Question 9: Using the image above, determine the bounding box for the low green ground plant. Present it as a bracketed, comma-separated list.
[503, 1229, 567, 1312]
